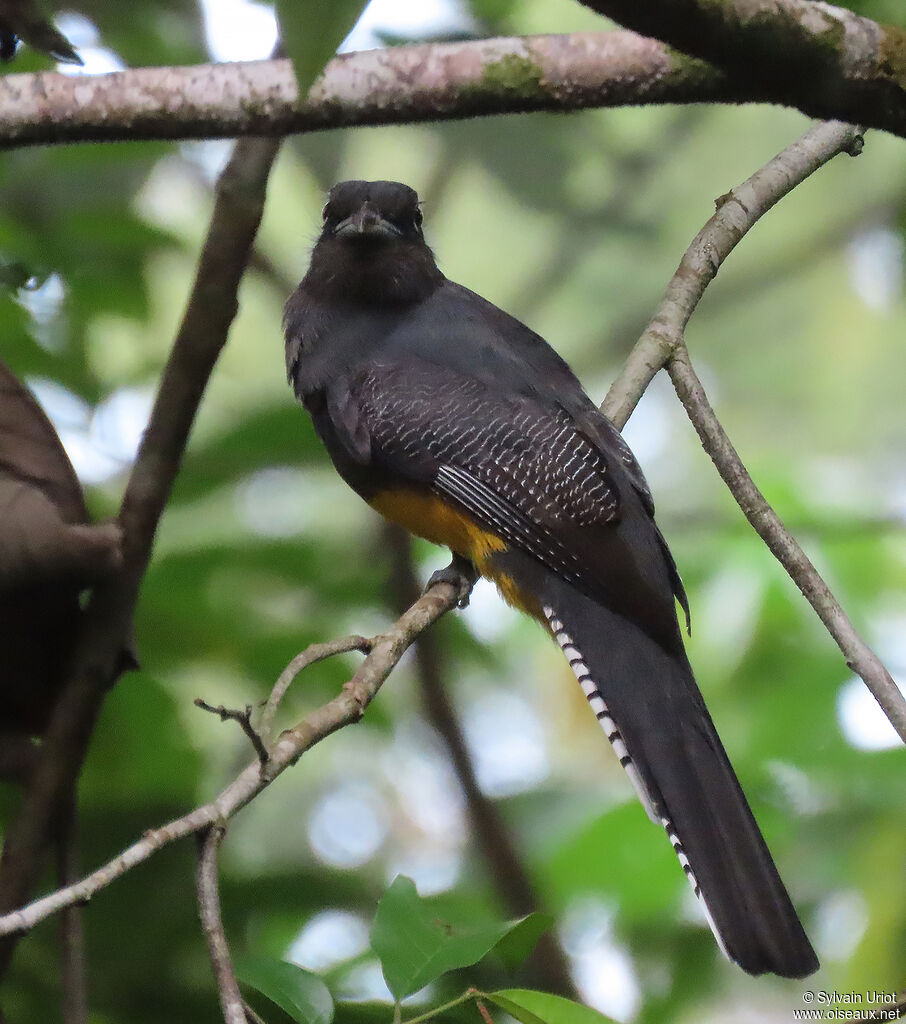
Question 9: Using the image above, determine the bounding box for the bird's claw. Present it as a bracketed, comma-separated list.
[425, 555, 478, 609]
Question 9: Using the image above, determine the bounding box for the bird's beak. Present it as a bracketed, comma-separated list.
[334, 202, 402, 240]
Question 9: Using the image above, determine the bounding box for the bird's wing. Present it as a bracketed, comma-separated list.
[326, 359, 680, 641]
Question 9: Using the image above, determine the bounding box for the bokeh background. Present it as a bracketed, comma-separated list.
[1, 0, 905, 1020]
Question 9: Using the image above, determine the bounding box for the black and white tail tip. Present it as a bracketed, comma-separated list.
[542, 604, 730, 962]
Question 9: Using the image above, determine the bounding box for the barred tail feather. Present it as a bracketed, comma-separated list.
[542, 586, 818, 978]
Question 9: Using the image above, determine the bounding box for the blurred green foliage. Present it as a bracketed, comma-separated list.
[1, 1, 905, 1022]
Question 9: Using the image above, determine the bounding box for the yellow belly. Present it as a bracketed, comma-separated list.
[369, 487, 542, 619]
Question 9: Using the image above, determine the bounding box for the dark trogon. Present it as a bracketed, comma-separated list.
[284, 180, 819, 978]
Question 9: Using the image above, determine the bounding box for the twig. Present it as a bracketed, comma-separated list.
[0, 34, 740, 149]
[601, 118, 906, 744]
[601, 120, 864, 428]
[0, 133, 282, 979]
[195, 700, 270, 768]
[197, 825, 246, 1024]
[259, 634, 372, 741]
[667, 346, 906, 742]
[402, 989, 481, 1024]
[0, 578, 460, 939]
[475, 1000, 495, 1024]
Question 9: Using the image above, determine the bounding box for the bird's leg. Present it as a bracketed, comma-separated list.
[425, 552, 478, 609]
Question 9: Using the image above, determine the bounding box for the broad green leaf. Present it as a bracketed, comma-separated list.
[490, 913, 553, 968]
[236, 957, 334, 1024]
[488, 990, 617, 1024]
[275, 0, 369, 98]
[370, 876, 551, 999]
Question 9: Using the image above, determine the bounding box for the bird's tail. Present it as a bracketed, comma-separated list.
[541, 579, 818, 978]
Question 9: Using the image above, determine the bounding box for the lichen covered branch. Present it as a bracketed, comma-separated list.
[0, 32, 737, 148]
[581, 0, 906, 138]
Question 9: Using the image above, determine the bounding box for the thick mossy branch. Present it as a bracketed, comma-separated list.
[0, 34, 736, 148]
[581, 0, 906, 136]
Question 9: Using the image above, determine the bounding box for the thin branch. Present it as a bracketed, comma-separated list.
[667, 346, 906, 742]
[197, 825, 246, 1024]
[383, 525, 578, 999]
[0, 133, 282, 977]
[0, 33, 740, 148]
[601, 119, 864, 427]
[259, 634, 372, 741]
[601, 118, 906, 744]
[195, 700, 270, 768]
[0, 578, 460, 939]
[580, 0, 906, 139]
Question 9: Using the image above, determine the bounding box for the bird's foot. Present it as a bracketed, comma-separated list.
[425, 554, 478, 609]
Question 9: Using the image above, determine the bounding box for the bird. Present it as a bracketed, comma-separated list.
[283, 179, 819, 978]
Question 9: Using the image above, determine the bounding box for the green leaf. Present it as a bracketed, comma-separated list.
[490, 913, 553, 968]
[370, 876, 551, 999]
[236, 957, 334, 1024]
[487, 990, 618, 1024]
[275, 0, 369, 98]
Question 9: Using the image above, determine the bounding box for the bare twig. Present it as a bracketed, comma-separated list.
[260, 634, 372, 741]
[601, 120, 864, 426]
[0, 133, 282, 978]
[0, 578, 460, 939]
[667, 346, 906, 742]
[195, 700, 270, 768]
[601, 118, 906, 744]
[476, 1000, 496, 1024]
[197, 825, 246, 1024]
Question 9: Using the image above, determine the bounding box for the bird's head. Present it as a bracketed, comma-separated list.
[304, 180, 442, 305]
[320, 180, 424, 246]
